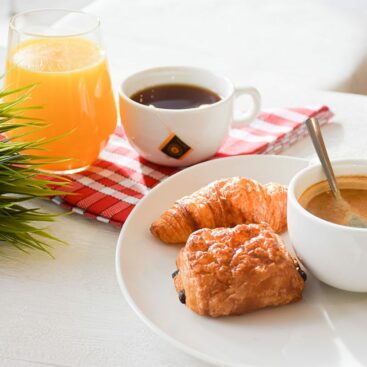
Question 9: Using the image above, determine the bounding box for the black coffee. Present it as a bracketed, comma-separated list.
[130, 84, 221, 110]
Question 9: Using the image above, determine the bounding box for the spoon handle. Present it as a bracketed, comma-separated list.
[306, 117, 340, 199]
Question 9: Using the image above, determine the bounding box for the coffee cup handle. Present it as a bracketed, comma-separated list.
[232, 87, 261, 126]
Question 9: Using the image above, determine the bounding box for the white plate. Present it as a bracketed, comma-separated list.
[116, 155, 367, 367]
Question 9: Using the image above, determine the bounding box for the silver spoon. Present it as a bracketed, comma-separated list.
[306, 117, 367, 228]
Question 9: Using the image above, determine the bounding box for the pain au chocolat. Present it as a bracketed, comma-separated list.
[173, 223, 305, 317]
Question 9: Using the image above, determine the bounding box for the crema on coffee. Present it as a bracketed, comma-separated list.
[299, 176, 367, 227]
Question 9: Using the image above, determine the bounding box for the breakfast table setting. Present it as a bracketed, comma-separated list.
[1, 1, 367, 367]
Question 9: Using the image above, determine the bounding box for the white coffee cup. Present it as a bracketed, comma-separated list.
[288, 159, 367, 292]
[118, 66, 261, 166]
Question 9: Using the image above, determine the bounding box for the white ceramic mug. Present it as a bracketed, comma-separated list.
[288, 159, 367, 292]
[118, 66, 261, 166]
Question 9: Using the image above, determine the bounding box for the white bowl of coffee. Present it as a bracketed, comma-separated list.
[288, 159, 367, 292]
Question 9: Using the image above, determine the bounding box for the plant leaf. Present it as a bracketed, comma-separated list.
[0, 80, 70, 255]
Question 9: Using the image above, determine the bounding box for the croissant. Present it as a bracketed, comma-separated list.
[150, 177, 287, 244]
[173, 223, 306, 317]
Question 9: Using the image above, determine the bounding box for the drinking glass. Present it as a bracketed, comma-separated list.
[5, 9, 117, 173]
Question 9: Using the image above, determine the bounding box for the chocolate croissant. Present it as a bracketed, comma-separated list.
[150, 177, 287, 244]
[173, 223, 306, 317]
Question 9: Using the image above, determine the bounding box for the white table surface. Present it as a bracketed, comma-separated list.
[85, 0, 367, 94]
[1, 88, 367, 367]
[1, 0, 367, 366]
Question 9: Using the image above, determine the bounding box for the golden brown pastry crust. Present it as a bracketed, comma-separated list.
[173, 223, 305, 317]
[151, 177, 287, 244]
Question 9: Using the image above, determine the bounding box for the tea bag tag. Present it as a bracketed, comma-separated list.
[159, 134, 192, 160]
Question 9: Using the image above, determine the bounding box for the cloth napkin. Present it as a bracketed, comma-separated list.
[52, 106, 333, 226]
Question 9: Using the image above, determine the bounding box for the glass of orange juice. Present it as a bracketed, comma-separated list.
[5, 9, 117, 173]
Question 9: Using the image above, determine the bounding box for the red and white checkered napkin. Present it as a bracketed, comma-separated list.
[52, 105, 333, 226]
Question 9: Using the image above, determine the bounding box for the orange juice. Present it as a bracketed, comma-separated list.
[5, 37, 117, 172]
